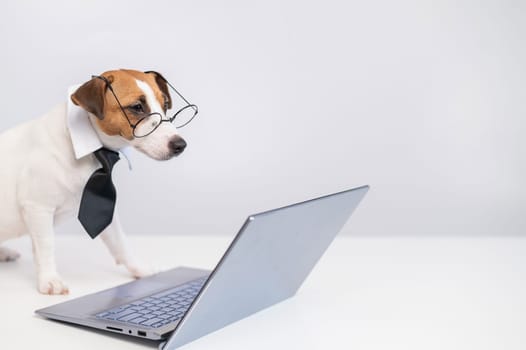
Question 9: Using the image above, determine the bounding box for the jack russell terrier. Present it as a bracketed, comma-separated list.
[0, 69, 196, 295]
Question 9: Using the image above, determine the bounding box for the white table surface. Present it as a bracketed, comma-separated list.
[1, 235, 525, 350]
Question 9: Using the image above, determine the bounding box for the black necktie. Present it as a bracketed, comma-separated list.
[78, 148, 120, 239]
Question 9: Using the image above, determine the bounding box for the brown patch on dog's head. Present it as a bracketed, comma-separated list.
[71, 69, 171, 140]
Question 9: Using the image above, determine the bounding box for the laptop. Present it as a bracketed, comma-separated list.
[36, 185, 369, 349]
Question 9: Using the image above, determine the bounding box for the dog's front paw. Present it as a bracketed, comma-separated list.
[126, 263, 158, 279]
[38, 273, 69, 295]
[0, 247, 21, 262]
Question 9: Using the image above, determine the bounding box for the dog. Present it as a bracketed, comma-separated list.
[0, 69, 187, 294]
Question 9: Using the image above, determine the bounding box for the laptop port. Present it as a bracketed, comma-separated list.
[138, 331, 147, 337]
[106, 326, 123, 332]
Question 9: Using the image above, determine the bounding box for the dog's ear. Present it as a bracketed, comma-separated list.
[71, 76, 112, 120]
[145, 71, 172, 110]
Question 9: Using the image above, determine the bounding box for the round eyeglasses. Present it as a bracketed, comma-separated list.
[92, 73, 198, 138]
[133, 105, 198, 137]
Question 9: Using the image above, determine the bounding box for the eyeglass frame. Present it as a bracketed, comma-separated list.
[91, 72, 198, 138]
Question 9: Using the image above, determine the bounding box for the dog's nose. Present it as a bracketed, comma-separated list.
[169, 137, 187, 156]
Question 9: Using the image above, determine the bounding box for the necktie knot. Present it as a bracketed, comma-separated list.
[94, 148, 120, 172]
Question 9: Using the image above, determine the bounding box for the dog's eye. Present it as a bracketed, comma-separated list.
[129, 103, 144, 113]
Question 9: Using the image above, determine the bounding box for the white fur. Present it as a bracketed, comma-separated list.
[0, 103, 155, 294]
[137, 79, 163, 114]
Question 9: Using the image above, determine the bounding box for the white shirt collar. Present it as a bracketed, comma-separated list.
[67, 85, 133, 170]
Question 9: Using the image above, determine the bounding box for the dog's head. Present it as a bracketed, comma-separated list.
[71, 69, 187, 160]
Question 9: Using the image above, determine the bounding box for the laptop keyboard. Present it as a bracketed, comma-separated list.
[95, 276, 207, 329]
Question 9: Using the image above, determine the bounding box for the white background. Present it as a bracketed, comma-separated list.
[1, 0, 524, 237]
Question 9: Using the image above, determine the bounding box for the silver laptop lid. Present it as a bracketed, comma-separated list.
[162, 185, 369, 349]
